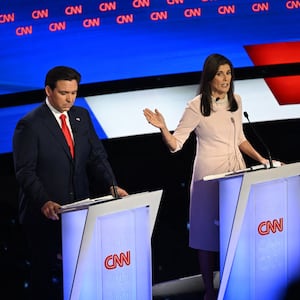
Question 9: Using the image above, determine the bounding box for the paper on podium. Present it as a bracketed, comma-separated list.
[59, 194, 114, 212]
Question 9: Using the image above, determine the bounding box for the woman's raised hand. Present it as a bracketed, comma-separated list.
[143, 108, 166, 129]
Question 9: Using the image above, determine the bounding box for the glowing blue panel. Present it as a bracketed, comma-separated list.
[219, 169, 300, 300]
[62, 205, 151, 300]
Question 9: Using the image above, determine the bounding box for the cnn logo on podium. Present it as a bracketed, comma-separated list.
[104, 250, 131, 270]
[258, 218, 283, 236]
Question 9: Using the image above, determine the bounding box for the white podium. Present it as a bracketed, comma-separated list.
[216, 163, 300, 300]
[60, 190, 163, 300]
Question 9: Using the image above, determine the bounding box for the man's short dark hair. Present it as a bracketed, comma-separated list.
[45, 66, 81, 90]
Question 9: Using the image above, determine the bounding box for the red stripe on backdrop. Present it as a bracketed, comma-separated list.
[265, 76, 300, 105]
[244, 41, 300, 105]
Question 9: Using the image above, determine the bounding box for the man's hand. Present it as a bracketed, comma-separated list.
[110, 186, 128, 198]
[116, 186, 128, 197]
[41, 201, 61, 220]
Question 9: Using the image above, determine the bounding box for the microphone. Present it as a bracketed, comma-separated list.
[89, 137, 121, 199]
[111, 183, 120, 199]
[102, 159, 120, 199]
[243, 111, 273, 168]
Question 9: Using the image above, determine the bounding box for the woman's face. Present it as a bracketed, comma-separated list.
[210, 63, 232, 98]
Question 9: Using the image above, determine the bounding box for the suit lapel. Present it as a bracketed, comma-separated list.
[39, 104, 73, 160]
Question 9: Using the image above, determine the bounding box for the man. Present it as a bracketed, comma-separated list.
[13, 66, 128, 299]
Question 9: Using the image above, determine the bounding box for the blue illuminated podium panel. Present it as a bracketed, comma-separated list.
[60, 190, 162, 300]
[218, 163, 300, 300]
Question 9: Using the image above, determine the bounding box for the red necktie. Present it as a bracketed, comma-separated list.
[60, 114, 74, 158]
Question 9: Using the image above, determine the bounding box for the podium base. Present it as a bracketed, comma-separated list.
[152, 272, 220, 297]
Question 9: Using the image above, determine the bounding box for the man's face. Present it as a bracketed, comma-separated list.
[45, 79, 78, 113]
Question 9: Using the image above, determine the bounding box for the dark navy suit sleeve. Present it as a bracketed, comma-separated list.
[13, 107, 56, 220]
[13, 117, 51, 205]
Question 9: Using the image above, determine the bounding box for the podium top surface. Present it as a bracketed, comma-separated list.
[59, 190, 164, 214]
[59, 194, 115, 213]
[203, 162, 300, 182]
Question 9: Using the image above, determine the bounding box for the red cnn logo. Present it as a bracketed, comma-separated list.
[258, 218, 283, 236]
[104, 251, 131, 270]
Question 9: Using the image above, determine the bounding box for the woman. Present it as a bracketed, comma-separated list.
[143, 54, 269, 300]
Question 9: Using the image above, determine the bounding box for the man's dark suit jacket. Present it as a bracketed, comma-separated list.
[13, 102, 116, 224]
